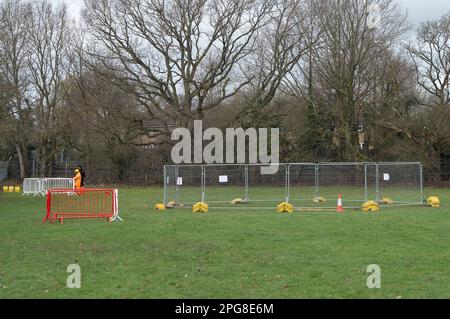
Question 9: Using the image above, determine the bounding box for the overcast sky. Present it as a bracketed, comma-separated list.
[60, 0, 450, 32]
[398, 0, 450, 29]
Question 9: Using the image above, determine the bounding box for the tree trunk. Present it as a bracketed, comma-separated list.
[40, 148, 47, 177]
[15, 143, 27, 180]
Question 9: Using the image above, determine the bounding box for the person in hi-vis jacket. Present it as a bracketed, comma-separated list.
[76, 165, 86, 187]
[73, 168, 82, 190]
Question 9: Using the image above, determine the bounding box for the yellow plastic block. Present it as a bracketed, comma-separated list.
[193, 202, 208, 213]
[8, 186, 14, 193]
[381, 198, 394, 205]
[427, 196, 440, 208]
[313, 196, 326, 203]
[362, 201, 380, 212]
[2, 186, 8, 192]
[286, 203, 294, 213]
[154, 203, 166, 210]
[276, 203, 284, 213]
[230, 198, 243, 205]
[192, 202, 200, 213]
[277, 202, 294, 213]
[14, 186, 21, 193]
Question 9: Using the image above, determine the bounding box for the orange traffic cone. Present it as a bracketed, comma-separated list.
[336, 194, 344, 213]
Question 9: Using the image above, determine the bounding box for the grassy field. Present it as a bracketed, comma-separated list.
[0, 186, 449, 298]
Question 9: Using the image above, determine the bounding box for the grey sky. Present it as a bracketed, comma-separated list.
[398, 0, 450, 30]
[59, 0, 450, 31]
[61, 0, 82, 17]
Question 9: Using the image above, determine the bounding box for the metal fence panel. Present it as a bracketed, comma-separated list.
[0, 161, 8, 182]
[316, 163, 376, 207]
[288, 163, 317, 205]
[23, 178, 43, 195]
[377, 162, 423, 204]
[163, 162, 423, 209]
[164, 165, 203, 205]
[203, 164, 247, 206]
[247, 164, 288, 206]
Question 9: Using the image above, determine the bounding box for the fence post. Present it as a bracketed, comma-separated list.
[315, 164, 319, 197]
[163, 166, 167, 205]
[285, 164, 290, 203]
[364, 164, 368, 201]
[244, 164, 249, 202]
[419, 163, 424, 204]
[201, 165, 205, 203]
[175, 166, 180, 203]
[375, 163, 380, 202]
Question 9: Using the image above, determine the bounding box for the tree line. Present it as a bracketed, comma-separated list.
[0, 0, 449, 183]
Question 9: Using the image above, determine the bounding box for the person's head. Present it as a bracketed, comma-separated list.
[75, 168, 80, 173]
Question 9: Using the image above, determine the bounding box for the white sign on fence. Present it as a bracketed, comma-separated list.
[177, 177, 183, 185]
[383, 173, 390, 181]
[219, 175, 228, 183]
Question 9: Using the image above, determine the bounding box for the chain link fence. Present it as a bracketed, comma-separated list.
[0, 161, 8, 182]
[164, 162, 424, 209]
[2, 158, 450, 189]
[3, 160, 164, 185]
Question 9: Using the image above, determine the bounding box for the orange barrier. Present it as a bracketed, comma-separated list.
[42, 188, 120, 224]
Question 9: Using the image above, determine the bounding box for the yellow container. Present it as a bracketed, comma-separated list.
[2, 186, 8, 192]
[8, 186, 14, 192]
[14, 186, 21, 193]
[154, 203, 166, 210]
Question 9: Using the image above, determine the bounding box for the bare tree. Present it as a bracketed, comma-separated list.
[27, 0, 72, 176]
[408, 12, 450, 108]
[407, 12, 450, 174]
[309, 0, 407, 160]
[82, 0, 276, 144]
[236, 0, 318, 127]
[0, 0, 33, 179]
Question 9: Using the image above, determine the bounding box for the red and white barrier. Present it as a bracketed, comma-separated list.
[42, 188, 122, 224]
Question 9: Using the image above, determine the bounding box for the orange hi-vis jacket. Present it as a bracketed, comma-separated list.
[73, 171, 81, 189]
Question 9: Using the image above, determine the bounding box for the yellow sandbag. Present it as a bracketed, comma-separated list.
[230, 198, 243, 205]
[427, 196, 440, 208]
[362, 201, 379, 212]
[193, 202, 209, 213]
[277, 202, 294, 213]
[313, 196, 326, 203]
[381, 198, 394, 205]
[154, 203, 166, 210]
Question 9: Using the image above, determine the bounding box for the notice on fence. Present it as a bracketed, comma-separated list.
[177, 177, 183, 185]
[219, 175, 228, 183]
[383, 173, 390, 181]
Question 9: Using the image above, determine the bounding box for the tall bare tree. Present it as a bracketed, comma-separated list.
[235, 0, 318, 128]
[0, 0, 33, 179]
[310, 0, 407, 160]
[407, 12, 450, 173]
[82, 0, 276, 144]
[27, 0, 72, 176]
[408, 12, 450, 108]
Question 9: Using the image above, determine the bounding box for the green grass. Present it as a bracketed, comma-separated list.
[0, 186, 449, 298]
